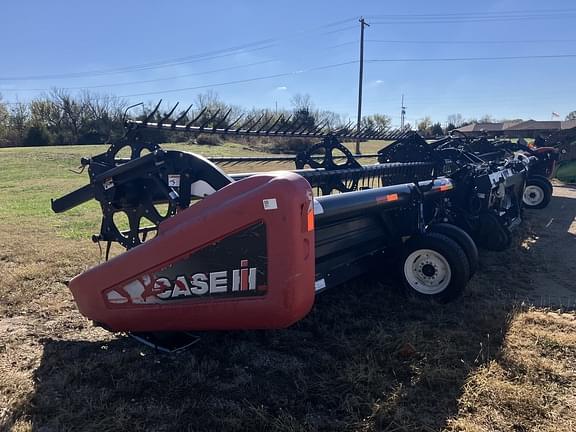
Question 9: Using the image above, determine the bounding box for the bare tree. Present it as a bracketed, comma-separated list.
[79, 91, 127, 142]
[290, 93, 315, 112]
[8, 103, 29, 146]
[361, 114, 392, 133]
[479, 114, 494, 123]
[0, 95, 9, 146]
[49, 88, 85, 142]
[417, 116, 433, 133]
[192, 91, 244, 128]
[446, 113, 464, 128]
[30, 98, 63, 130]
[318, 110, 346, 129]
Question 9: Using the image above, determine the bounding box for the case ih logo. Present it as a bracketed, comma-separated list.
[105, 260, 262, 306]
[154, 259, 259, 300]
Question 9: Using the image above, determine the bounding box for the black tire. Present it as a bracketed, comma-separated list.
[428, 223, 479, 278]
[474, 211, 511, 251]
[529, 174, 553, 194]
[400, 232, 470, 303]
[523, 176, 552, 209]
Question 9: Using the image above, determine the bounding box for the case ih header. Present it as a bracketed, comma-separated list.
[52, 102, 553, 351]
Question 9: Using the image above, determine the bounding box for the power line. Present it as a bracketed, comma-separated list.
[3, 53, 575, 98]
[119, 53, 573, 98]
[0, 41, 277, 81]
[6, 41, 575, 93]
[366, 38, 576, 45]
[118, 60, 359, 98]
[0, 60, 280, 92]
[0, 40, 360, 93]
[2, 9, 574, 82]
[0, 20, 357, 82]
[367, 10, 576, 25]
[367, 9, 576, 19]
[369, 15, 576, 25]
[367, 8, 576, 18]
[3, 53, 575, 99]
[367, 54, 576, 62]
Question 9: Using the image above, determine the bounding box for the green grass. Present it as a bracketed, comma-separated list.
[0, 141, 385, 240]
[556, 160, 576, 183]
[344, 140, 390, 154]
[0, 142, 274, 240]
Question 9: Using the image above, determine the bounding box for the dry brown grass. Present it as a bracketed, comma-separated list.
[446, 311, 576, 432]
[3, 221, 572, 431]
[0, 219, 498, 431]
[0, 147, 575, 431]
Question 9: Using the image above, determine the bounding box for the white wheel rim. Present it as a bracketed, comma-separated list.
[404, 249, 451, 295]
[523, 185, 544, 206]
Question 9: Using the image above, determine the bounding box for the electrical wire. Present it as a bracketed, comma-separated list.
[367, 54, 576, 62]
[366, 9, 576, 21]
[118, 61, 359, 98]
[2, 53, 575, 97]
[369, 15, 576, 25]
[366, 8, 576, 16]
[2, 9, 574, 81]
[0, 20, 357, 81]
[0, 60, 280, 92]
[119, 53, 576, 97]
[366, 38, 576, 45]
[0, 39, 361, 93]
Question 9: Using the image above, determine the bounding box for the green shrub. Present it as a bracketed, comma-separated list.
[267, 137, 313, 154]
[23, 126, 51, 146]
[556, 161, 576, 183]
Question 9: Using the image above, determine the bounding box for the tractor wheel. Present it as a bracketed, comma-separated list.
[523, 176, 552, 209]
[428, 223, 479, 278]
[400, 233, 470, 303]
[475, 211, 511, 251]
[529, 175, 553, 194]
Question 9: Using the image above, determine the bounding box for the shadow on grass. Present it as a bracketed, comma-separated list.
[14, 191, 576, 431]
[516, 187, 576, 305]
[14, 282, 513, 432]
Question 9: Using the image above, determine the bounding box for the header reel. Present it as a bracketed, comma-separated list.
[53, 144, 233, 252]
[52, 101, 423, 254]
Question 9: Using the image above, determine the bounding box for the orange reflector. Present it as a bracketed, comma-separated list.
[438, 184, 453, 191]
[307, 208, 315, 232]
[377, 193, 399, 203]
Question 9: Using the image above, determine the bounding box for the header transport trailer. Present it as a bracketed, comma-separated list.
[51, 103, 533, 350]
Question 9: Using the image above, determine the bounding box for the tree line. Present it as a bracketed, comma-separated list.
[2, 89, 571, 148]
[0, 90, 129, 147]
[0, 91, 394, 148]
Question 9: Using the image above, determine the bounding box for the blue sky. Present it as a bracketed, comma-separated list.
[1, 0, 575, 126]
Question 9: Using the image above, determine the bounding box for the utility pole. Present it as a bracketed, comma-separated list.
[400, 94, 406, 130]
[355, 17, 369, 154]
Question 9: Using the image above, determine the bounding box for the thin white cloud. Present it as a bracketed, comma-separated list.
[276, 86, 288, 91]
